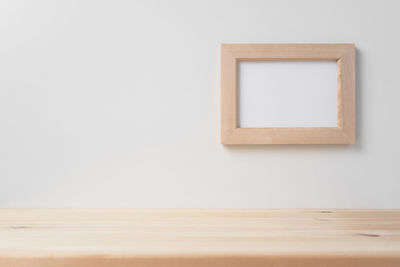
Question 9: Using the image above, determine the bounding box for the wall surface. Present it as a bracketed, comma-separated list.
[0, 0, 399, 208]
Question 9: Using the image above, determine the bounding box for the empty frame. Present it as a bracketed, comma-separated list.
[221, 44, 355, 144]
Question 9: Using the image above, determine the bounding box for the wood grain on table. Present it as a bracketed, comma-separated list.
[1, 209, 399, 266]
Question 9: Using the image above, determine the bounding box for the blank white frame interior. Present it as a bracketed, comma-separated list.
[238, 60, 338, 128]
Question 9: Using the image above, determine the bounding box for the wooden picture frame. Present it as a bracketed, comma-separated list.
[221, 44, 355, 145]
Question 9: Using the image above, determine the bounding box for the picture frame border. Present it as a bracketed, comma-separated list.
[220, 43, 356, 144]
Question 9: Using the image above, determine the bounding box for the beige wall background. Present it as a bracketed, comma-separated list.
[0, 0, 399, 208]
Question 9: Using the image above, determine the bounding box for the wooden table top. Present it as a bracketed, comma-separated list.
[1, 209, 400, 267]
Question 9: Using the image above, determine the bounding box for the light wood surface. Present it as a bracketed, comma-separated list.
[221, 43, 356, 144]
[1, 209, 399, 267]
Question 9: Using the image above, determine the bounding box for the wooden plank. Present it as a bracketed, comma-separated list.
[1, 209, 400, 266]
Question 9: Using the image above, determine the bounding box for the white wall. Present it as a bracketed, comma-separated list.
[0, 0, 399, 208]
